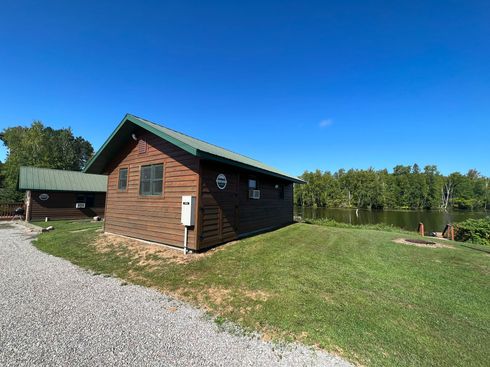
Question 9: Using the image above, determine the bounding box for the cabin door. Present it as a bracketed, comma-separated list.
[199, 167, 239, 247]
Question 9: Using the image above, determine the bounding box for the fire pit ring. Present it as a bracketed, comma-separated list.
[404, 239, 437, 245]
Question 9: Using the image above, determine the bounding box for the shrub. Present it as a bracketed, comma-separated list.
[303, 218, 412, 233]
[454, 218, 490, 246]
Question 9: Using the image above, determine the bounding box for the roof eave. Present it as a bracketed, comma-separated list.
[19, 187, 106, 192]
[126, 114, 198, 156]
[84, 114, 306, 184]
[83, 114, 130, 173]
[83, 114, 198, 173]
[196, 150, 305, 184]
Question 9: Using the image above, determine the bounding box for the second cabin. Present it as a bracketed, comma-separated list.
[84, 114, 304, 251]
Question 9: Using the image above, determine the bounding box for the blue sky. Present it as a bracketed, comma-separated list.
[1, 1, 489, 176]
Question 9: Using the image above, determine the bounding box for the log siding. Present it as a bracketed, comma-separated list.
[102, 130, 294, 251]
[197, 160, 294, 250]
[29, 190, 105, 220]
[94, 118, 298, 251]
[103, 129, 200, 249]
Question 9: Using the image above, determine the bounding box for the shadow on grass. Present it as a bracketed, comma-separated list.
[460, 243, 490, 254]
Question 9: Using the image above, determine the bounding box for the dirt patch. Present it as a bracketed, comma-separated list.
[165, 286, 235, 313]
[126, 269, 150, 284]
[243, 289, 271, 302]
[393, 238, 453, 249]
[93, 233, 213, 265]
[205, 288, 272, 310]
[322, 292, 335, 304]
[168, 286, 273, 315]
[205, 287, 233, 305]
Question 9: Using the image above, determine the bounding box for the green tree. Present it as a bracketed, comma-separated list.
[0, 121, 94, 202]
[423, 165, 443, 209]
[392, 165, 412, 208]
[295, 164, 487, 211]
[485, 178, 490, 210]
[451, 170, 489, 210]
[442, 172, 464, 210]
[338, 169, 356, 208]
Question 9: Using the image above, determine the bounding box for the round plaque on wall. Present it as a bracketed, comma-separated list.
[216, 174, 227, 190]
[39, 193, 50, 201]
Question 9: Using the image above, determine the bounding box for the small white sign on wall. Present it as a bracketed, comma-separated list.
[216, 174, 227, 190]
[39, 193, 49, 201]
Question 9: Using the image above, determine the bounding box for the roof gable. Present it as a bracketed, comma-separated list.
[19, 166, 107, 192]
[83, 114, 305, 183]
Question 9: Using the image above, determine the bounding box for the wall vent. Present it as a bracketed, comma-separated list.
[138, 139, 147, 154]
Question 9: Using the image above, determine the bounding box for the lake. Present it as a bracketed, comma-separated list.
[294, 207, 489, 233]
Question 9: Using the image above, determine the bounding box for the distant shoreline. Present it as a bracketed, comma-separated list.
[294, 206, 489, 213]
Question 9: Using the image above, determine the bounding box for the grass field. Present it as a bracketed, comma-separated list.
[32, 220, 490, 366]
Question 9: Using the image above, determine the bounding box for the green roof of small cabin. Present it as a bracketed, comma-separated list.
[19, 166, 107, 192]
[83, 114, 305, 183]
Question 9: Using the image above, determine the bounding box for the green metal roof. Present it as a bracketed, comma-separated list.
[19, 166, 107, 192]
[83, 113, 305, 183]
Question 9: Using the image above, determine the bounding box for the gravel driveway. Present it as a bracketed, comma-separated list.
[0, 223, 351, 367]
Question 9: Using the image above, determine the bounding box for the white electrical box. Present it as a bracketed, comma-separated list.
[181, 195, 195, 226]
[75, 203, 86, 209]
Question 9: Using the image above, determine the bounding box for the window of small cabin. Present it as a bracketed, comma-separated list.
[76, 193, 95, 207]
[248, 178, 260, 200]
[118, 168, 128, 191]
[140, 163, 164, 196]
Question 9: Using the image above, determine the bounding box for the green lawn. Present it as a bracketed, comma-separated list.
[32, 220, 490, 366]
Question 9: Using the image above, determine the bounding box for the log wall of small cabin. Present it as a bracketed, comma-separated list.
[29, 191, 106, 220]
[198, 160, 294, 250]
[103, 129, 200, 249]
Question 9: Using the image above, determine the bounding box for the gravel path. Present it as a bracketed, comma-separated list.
[0, 223, 351, 367]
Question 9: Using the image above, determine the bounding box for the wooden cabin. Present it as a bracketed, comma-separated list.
[19, 166, 107, 221]
[83, 114, 304, 251]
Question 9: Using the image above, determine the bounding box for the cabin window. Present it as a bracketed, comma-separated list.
[118, 168, 128, 191]
[76, 193, 95, 207]
[248, 178, 260, 199]
[140, 163, 164, 196]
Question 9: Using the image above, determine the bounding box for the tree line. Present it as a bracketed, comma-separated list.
[0, 121, 94, 202]
[294, 165, 490, 211]
[2, 122, 489, 211]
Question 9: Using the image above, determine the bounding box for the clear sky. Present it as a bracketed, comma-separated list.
[1, 1, 489, 176]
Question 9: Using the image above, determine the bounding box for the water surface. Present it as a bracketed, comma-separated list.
[294, 207, 489, 233]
